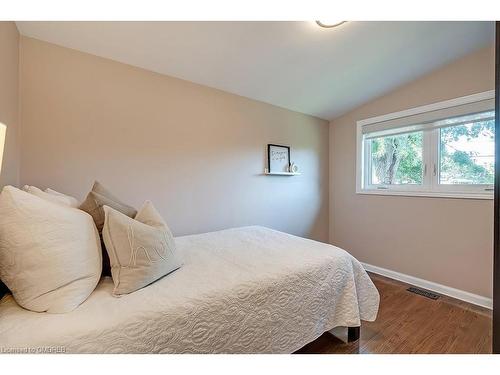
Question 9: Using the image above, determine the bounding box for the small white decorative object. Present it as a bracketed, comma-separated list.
[290, 163, 299, 174]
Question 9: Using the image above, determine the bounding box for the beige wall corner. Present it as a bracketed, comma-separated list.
[0, 22, 20, 187]
[329, 45, 495, 298]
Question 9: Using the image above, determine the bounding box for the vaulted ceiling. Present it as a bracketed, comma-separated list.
[16, 21, 494, 120]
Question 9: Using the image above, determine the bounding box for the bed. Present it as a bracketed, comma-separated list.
[0, 226, 379, 353]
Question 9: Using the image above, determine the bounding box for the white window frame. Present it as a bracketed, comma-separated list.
[356, 90, 495, 200]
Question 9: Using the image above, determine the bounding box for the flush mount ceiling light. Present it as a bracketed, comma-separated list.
[315, 21, 346, 28]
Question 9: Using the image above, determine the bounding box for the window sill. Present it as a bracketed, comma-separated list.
[356, 189, 493, 200]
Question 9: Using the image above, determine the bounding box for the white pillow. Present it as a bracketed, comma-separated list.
[45, 188, 80, 208]
[102, 201, 182, 295]
[22, 185, 79, 208]
[0, 186, 102, 313]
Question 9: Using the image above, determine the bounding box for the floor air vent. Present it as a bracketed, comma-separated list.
[407, 287, 440, 300]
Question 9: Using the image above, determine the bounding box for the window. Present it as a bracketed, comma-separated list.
[439, 113, 494, 185]
[368, 131, 423, 186]
[357, 91, 495, 199]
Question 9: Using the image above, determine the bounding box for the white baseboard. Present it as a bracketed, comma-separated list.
[362, 262, 492, 310]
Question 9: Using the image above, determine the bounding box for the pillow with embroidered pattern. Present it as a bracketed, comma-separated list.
[102, 200, 182, 295]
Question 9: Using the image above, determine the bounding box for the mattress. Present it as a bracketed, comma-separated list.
[0, 226, 379, 353]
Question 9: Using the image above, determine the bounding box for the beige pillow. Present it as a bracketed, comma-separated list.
[79, 181, 137, 232]
[0, 186, 102, 313]
[45, 188, 80, 208]
[79, 181, 137, 275]
[22, 185, 79, 208]
[102, 201, 182, 295]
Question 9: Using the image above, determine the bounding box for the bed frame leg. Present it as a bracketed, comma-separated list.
[347, 326, 360, 342]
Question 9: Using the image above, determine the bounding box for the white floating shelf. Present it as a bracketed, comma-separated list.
[264, 171, 301, 176]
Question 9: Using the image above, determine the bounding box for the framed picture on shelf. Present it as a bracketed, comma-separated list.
[267, 144, 290, 173]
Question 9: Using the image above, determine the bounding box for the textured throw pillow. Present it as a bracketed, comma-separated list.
[79, 181, 137, 275]
[45, 188, 80, 208]
[0, 186, 102, 313]
[102, 201, 182, 295]
[22, 185, 79, 208]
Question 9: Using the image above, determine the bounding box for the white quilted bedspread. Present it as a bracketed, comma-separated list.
[0, 226, 379, 353]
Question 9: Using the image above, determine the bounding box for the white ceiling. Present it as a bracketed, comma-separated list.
[16, 21, 494, 120]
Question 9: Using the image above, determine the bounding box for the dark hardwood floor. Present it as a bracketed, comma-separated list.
[296, 273, 492, 354]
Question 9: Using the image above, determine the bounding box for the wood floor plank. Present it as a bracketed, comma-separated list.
[296, 273, 492, 354]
